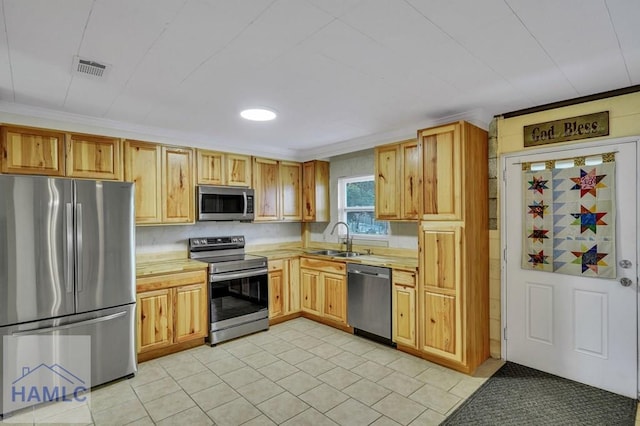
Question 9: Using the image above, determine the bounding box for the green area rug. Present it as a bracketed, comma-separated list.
[440, 362, 637, 425]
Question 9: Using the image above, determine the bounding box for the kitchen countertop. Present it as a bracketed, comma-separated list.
[136, 258, 208, 278]
[249, 249, 418, 271]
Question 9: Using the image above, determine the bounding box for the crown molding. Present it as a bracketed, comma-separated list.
[0, 101, 492, 162]
[298, 108, 492, 161]
[0, 101, 297, 160]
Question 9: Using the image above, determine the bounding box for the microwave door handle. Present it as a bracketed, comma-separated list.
[243, 191, 248, 217]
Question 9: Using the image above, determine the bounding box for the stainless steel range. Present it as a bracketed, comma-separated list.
[189, 236, 269, 345]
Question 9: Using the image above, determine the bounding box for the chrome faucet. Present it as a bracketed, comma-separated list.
[331, 221, 352, 253]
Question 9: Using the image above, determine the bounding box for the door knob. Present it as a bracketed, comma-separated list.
[619, 260, 633, 269]
[620, 277, 633, 287]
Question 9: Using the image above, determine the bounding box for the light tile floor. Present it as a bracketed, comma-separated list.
[0, 318, 537, 425]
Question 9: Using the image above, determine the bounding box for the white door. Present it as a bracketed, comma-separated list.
[504, 139, 638, 398]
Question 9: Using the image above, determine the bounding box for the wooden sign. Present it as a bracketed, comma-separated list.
[524, 111, 609, 147]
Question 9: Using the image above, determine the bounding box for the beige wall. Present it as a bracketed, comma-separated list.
[489, 91, 640, 358]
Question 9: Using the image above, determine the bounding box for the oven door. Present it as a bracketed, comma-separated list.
[209, 268, 268, 327]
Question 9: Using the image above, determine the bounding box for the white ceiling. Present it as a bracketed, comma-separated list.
[0, 0, 638, 160]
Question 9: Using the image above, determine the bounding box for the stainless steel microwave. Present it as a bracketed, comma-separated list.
[197, 185, 255, 221]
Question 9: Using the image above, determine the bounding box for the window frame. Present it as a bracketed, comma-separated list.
[337, 175, 389, 238]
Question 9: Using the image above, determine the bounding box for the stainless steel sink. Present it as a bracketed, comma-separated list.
[308, 249, 343, 256]
[308, 249, 361, 258]
[334, 251, 361, 258]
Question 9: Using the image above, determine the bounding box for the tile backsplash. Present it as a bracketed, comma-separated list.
[136, 221, 302, 255]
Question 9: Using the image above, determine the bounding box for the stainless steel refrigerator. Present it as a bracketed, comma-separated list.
[0, 175, 136, 416]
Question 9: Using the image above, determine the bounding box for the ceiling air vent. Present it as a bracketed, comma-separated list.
[72, 56, 110, 79]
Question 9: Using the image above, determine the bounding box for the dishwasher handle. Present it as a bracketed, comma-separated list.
[348, 267, 390, 280]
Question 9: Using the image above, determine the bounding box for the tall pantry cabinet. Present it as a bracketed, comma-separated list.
[417, 121, 489, 374]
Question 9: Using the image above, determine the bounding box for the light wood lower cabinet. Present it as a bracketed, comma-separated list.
[136, 269, 208, 360]
[268, 257, 301, 320]
[392, 269, 417, 349]
[300, 257, 347, 325]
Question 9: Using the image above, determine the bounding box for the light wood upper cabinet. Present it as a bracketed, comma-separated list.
[1, 125, 123, 180]
[196, 149, 224, 185]
[375, 144, 401, 220]
[124, 140, 162, 223]
[421, 123, 461, 220]
[124, 141, 194, 225]
[161, 146, 194, 223]
[226, 154, 251, 187]
[1, 126, 66, 176]
[374, 138, 420, 220]
[253, 157, 280, 221]
[392, 269, 417, 349]
[253, 157, 302, 222]
[196, 149, 251, 187]
[401, 140, 422, 219]
[280, 161, 302, 221]
[66, 133, 122, 180]
[302, 160, 330, 222]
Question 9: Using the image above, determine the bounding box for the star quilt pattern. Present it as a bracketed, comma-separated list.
[522, 161, 616, 278]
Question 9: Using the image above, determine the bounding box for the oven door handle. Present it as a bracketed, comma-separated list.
[210, 268, 268, 282]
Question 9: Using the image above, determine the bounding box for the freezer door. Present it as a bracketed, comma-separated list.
[74, 180, 135, 313]
[0, 176, 75, 327]
[0, 304, 137, 416]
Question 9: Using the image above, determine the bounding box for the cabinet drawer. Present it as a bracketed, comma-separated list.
[269, 259, 284, 271]
[137, 270, 207, 292]
[393, 270, 416, 287]
[300, 257, 346, 274]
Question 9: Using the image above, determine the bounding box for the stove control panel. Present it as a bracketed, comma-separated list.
[189, 235, 245, 250]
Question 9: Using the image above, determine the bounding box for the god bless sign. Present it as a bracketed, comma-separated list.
[524, 111, 609, 147]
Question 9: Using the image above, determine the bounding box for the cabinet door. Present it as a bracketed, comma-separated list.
[322, 272, 347, 323]
[1, 126, 65, 176]
[268, 269, 285, 318]
[162, 146, 194, 223]
[253, 157, 280, 221]
[226, 154, 251, 187]
[401, 139, 421, 219]
[375, 144, 401, 220]
[302, 160, 329, 222]
[137, 289, 173, 353]
[196, 149, 224, 185]
[280, 161, 302, 221]
[287, 257, 301, 314]
[421, 123, 461, 220]
[300, 268, 322, 315]
[393, 284, 416, 348]
[419, 222, 463, 362]
[66, 134, 122, 180]
[174, 282, 208, 343]
[124, 140, 162, 224]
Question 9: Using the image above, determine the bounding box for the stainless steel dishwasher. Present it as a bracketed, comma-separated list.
[347, 263, 393, 345]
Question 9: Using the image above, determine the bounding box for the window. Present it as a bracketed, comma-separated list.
[338, 175, 389, 236]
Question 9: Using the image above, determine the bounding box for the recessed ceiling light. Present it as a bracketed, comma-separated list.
[240, 108, 277, 121]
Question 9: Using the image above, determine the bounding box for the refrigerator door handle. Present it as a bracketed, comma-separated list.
[76, 202, 83, 293]
[65, 202, 74, 294]
[11, 311, 128, 336]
